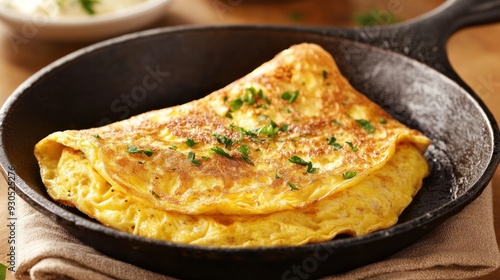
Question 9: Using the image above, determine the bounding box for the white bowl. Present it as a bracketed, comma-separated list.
[0, 0, 172, 42]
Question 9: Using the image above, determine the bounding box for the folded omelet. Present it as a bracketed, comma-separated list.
[34, 43, 430, 247]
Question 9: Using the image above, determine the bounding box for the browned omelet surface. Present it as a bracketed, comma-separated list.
[34, 43, 430, 247]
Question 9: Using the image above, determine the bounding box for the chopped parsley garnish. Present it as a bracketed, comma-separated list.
[213, 134, 234, 149]
[345, 141, 359, 152]
[279, 124, 289, 132]
[257, 120, 288, 137]
[289, 155, 318, 174]
[210, 146, 232, 158]
[238, 144, 250, 156]
[280, 107, 292, 114]
[187, 152, 201, 166]
[275, 172, 281, 179]
[289, 155, 309, 166]
[322, 70, 328, 79]
[246, 87, 257, 94]
[356, 119, 375, 134]
[93, 134, 101, 139]
[327, 136, 343, 150]
[239, 126, 258, 138]
[230, 88, 270, 113]
[127, 145, 153, 157]
[169, 145, 178, 150]
[257, 89, 271, 104]
[281, 90, 300, 103]
[258, 120, 280, 137]
[79, 0, 99, 15]
[238, 145, 253, 165]
[327, 136, 337, 145]
[201, 155, 211, 160]
[243, 88, 257, 105]
[380, 118, 387, 124]
[251, 138, 267, 144]
[225, 112, 233, 119]
[333, 120, 344, 126]
[343, 171, 357, 179]
[185, 138, 198, 147]
[332, 143, 343, 150]
[258, 115, 270, 122]
[306, 162, 319, 174]
[230, 99, 243, 111]
[287, 181, 299, 190]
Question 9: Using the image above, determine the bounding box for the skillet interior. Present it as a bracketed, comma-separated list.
[0, 26, 496, 279]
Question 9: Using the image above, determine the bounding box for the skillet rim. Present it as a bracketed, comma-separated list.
[0, 24, 499, 255]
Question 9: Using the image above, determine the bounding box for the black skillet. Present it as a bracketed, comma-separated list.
[1, 0, 500, 279]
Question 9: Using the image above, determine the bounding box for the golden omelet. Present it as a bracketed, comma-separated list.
[34, 43, 431, 247]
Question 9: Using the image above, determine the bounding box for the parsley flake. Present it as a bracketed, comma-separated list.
[213, 134, 234, 149]
[258, 121, 280, 137]
[287, 181, 299, 190]
[127, 145, 153, 157]
[289, 155, 309, 166]
[186, 138, 198, 147]
[258, 115, 270, 122]
[333, 120, 344, 126]
[79, 0, 99, 15]
[343, 171, 357, 179]
[243, 88, 256, 105]
[380, 118, 387, 124]
[281, 90, 300, 103]
[345, 141, 359, 152]
[238, 145, 253, 165]
[332, 143, 343, 150]
[356, 119, 375, 134]
[230, 99, 243, 111]
[210, 147, 232, 158]
[257, 89, 271, 104]
[327, 136, 343, 150]
[322, 70, 328, 79]
[239, 126, 258, 138]
[306, 162, 319, 174]
[279, 124, 289, 133]
[280, 107, 292, 114]
[187, 152, 201, 166]
[289, 155, 318, 173]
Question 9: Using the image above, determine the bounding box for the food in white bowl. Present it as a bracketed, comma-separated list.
[0, 0, 172, 42]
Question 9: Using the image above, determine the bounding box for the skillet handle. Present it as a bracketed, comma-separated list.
[343, 0, 500, 80]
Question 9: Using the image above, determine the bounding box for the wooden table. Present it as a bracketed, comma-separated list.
[1, 1, 499, 279]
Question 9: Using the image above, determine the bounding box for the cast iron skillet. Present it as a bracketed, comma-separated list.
[1, 0, 500, 279]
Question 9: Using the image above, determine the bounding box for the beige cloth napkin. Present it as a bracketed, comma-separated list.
[15, 184, 499, 280]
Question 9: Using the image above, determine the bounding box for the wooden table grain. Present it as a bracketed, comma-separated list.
[0, 1, 499, 279]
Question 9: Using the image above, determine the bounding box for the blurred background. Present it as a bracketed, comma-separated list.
[0, 0, 499, 279]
